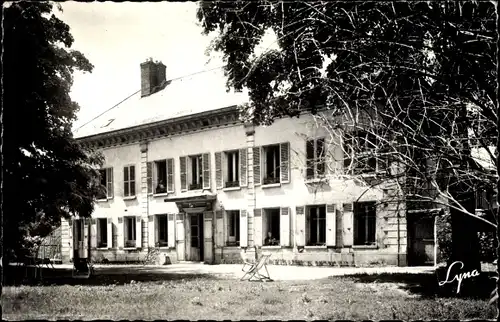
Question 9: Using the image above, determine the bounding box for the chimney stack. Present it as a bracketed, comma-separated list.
[140, 58, 167, 97]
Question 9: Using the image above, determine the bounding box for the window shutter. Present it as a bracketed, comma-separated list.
[123, 167, 129, 197]
[148, 215, 155, 248]
[215, 210, 224, 247]
[83, 219, 89, 258]
[136, 216, 142, 248]
[343, 203, 354, 246]
[280, 207, 290, 246]
[117, 217, 124, 249]
[68, 220, 74, 261]
[240, 210, 248, 247]
[107, 218, 113, 249]
[253, 209, 262, 246]
[202, 153, 211, 189]
[280, 142, 290, 183]
[253, 147, 261, 186]
[91, 219, 97, 250]
[296, 206, 306, 246]
[306, 140, 315, 179]
[326, 204, 336, 246]
[167, 158, 175, 193]
[147, 162, 153, 194]
[180, 156, 187, 192]
[130, 166, 136, 196]
[215, 152, 223, 189]
[168, 214, 175, 248]
[106, 168, 113, 198]
[316, 138, 326, 176]
[239, 148, 247, 187]
[343, 136, 353, 174]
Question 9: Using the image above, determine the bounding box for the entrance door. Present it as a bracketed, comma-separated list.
[408, 215, 435, 266]
[187, 213, 204, 261]
[203, 212, 214, 264]
[176, 214, 185, 261]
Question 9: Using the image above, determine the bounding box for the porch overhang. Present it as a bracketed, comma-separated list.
[164, 194, 217, 213]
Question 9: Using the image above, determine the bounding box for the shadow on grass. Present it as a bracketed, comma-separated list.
[338, 269, 496, 300]
[3, 265, 220, 286]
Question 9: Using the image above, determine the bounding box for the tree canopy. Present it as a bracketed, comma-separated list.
[3, 1, 103, 260]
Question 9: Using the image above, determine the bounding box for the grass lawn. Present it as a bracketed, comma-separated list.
[2, 269, 497, 320]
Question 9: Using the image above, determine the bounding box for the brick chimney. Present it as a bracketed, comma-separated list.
[140, 58, 167, 97]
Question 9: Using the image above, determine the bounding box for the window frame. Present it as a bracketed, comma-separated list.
[306, 138, 326, 180]
[306, 205, 327, 246]
[353, 201, 377, 246]
[124, 216, 136, 248]
[189, 154, 203, 190]
[262, 208, 280, 246]
[344, 131, 379, 175]
[156, 214, 169, 247]
[224, 150, 240, 188]
[154, 160, 168, 194]
[226, 210, 240, 246]
[123, 165, 136, 197]
[97, 167, 113, 200]
[262, 144, 281, 185]
[97, 218, 108, 248]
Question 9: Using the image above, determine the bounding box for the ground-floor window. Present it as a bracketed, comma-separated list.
[306, 205, 326, 246]
[354, 202, 376, 246]
[74, 219, 83, 243]
[226, 210, 240, 246]
[125, 216, 136, 247]
[263, 208, 280, 245]
[97, 218, 107, 248]
[157, 214, 168, 247]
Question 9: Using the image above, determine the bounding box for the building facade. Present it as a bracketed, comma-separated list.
[62, 59, 437, 267]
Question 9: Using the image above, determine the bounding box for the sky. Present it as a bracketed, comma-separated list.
[55, 2, 230, 130]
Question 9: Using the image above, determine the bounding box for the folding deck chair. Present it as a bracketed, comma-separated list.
[241, 252, 273, 282]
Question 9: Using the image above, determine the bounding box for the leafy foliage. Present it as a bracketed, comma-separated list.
[3, 2, 103, 261]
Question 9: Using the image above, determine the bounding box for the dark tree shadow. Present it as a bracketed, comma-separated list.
[3, 265, 223, 286]
[337, 269, 496, 300]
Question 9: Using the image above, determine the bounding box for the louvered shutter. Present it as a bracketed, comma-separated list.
[343, 203, 354, 246]
[215, 152, 223, 189]
[180, 156, 187, 192]
[239, 148, 247, 187]
[83, 219, 89, 258]
[168, 214, 175, 248]
[253, 209, 262, 246]
[253, 147, 261, 186]
[296, 206, 306, 246]
[280, 142, 290, 183]
[202, 153, 211, 189]
[167, 158, 175, 193]
[91, 219, 97, 250]
[148, 215, 155, 247]
[343, 135, 353, 174]
[147, 162, 153, 194]
[107, 218, 113, 249]
[306, 140, 315, 179]
[68, 220, 74, 261]
[215, 210, 224, 246]
[326, 204, 336, 246]
[106, 168, 113, 198]
[117, 217, 124, 249]
[240, 210, 248, 247]
[280, 207, 290, 246]
[136, 216, 142, 248]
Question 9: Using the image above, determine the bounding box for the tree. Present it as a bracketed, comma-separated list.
[197, 0, 497, 297]
[2, 2, 103, 264]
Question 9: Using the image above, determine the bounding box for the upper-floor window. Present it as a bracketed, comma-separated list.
[97, 168, 113, 200]
[123, 165, 136, 197]
[353, 201, 376, 246]
[147, 159, 174, 195]
[344, 131, 378, 175]
[306, 138, 326, 179]
[225, 151, 239, 188]
[263, 144, 280, 185]
[190, 155, 203, 190]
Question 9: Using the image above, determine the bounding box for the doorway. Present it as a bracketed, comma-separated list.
[186, 213, 204, 261]
[408, 214, 436, 266]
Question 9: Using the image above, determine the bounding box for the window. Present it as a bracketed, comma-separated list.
[306, 205, 326, 246]
[353, 202, 376, 246]
[124, 216, 136, 248]
[157, 214, 168, 247]
[226, 210, 240, 246]
[262, 145, 280, 185]
[97, 218, 107, 248]
[189, 155, 203, 190]
[306, 138, 326, 179]
[98, 168, 113, 199]
[344, 131, 378, 175]
[225, 151, 240, 188]
[155, 160, 167, 194]
[123, 165, 136, 197]
[263, 208, 280, 245]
